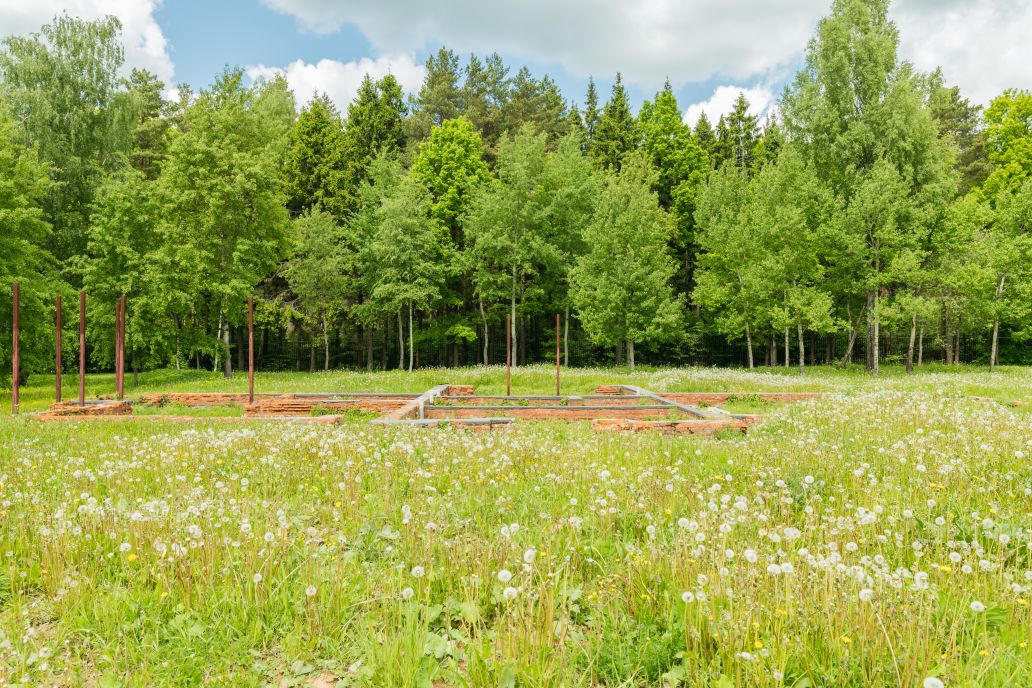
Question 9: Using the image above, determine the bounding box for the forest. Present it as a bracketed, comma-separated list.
[1, 0, 1030, 384]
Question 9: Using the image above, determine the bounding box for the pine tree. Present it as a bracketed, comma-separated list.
[283, 94, 348, 216]
[591, 74, 637, 169]
[342, 74, 408, 205]
[637, 81, 710, 290]
[723, 93, 759, 169]
[407, 47, 463, 144]
[927, 70, 991, 195]
[693, 112, 717, 163]
[583, 78, 601, 145]
[462, 53, 510, 158]
[126, 69, 169, 180]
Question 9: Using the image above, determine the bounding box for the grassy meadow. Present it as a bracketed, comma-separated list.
[0, 365, 1029, 686]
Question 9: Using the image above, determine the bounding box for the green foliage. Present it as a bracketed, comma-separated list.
[0, 104, 55, 383]
[571, 153, 683, 365]
[590, 74, 636, 170]
[152, 70, 293, 368]
[341, 74, 408, 204]
[283, 95, 347, 216]
[982, 89, 1032, 201]
[0, 13, 134, 263]
[638, 82, 709, 286]
[410, 117, 490, 253]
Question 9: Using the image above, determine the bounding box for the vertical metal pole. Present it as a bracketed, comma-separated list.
[556, 313, 561, 397]
[505, 315, 511, 397]
[114, 296, 121, 399]
[248, 296, 254, 405]
[78, 291, 86, 406]
[116, 295, 125, 399]
[120, 295, 126, 398]
[11, 282, 19, 415]
[55, 295, 62, 403]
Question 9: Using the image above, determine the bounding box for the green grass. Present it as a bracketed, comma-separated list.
[0, 366, 1029, 686]
[130, 402, 245, 417]
[6, 362, 1032, 414]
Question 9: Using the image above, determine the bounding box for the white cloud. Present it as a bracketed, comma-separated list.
[682, 85, 775, 127]
[246, 55, 425, 111]
[260, 0, 1031, 106]
[892, 0, 1032, 105]
[0, 0, 173, 83]
[259, 0, 827, 88]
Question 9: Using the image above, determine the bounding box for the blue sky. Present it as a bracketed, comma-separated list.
[154, 0, 772, 118]
[2, 0, 1029, 125]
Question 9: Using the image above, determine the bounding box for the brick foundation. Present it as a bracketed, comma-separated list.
[40, 400, 132, 419]
[593, 418, 750, 435]
[659, 392, 824, 405]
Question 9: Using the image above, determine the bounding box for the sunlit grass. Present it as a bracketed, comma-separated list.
[0, 367, 1029, 686]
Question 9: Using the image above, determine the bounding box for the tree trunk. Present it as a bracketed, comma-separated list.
[564, 305, 570, 367]
[868, 290, 880, 377]
[237, 326, 245, 371]
[783, 327, 789, 369]
[918, 324, 924, 366]
[222, 318, 232, 379]
[510, 267, 517, 370]
[627, 339, 635, 370]
[943, 309, 953, 364]
[323, 316, 330, 371]
[744, 320, 754, 369]
[408, 303, 415, 372]
[865, 290, 875, 372]
[365, 325, 373, 371]
[990, 275, 1005, 372]
[955, 315, 962, 365]
[771, 333, 778, 367]
[382, 318, 388, 370]
[615, 342, 623, 367]
[906, 312, 917, 374]
[479, 298, 489, 365]
[398, 311, 405, 370]
[796, 320, 805, 375]
[309, 336, 316, 373]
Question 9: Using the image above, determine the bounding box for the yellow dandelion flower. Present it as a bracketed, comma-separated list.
[754, 640, 764, 649]
[841, 636, 852, 644]
[127, 554, 137, 562]
[979, 650, 989, 657]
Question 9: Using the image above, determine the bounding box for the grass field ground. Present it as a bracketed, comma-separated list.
[0, 365, 1030, 686]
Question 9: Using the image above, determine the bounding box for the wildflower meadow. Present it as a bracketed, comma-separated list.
[0, 366, 1030, 686]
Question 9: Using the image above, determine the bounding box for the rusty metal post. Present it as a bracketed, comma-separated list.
[78, 291, 86, 406]
[55, 295, 62, 403]
[248, 296, 254, 405]
[114, 296, 120, 399]
[119, 295, 126, 398]
[556, 313, 561, 397]
[11, 282, 19, 414]
[505, 315, 511, 397]
[116, 295, 125, 399]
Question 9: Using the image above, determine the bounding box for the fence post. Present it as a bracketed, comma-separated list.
[11, 282, 19, 415]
